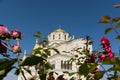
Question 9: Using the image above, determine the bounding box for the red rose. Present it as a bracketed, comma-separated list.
[101, 37, 110, 47]
[105, 46, 112, 52]
[11, 29, 22, 40]
[91, 54, 97, 59]
[12, 44, 21, 53]
[98, 54, 106, 62]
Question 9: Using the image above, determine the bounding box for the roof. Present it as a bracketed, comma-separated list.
[53, 28, 67, 33]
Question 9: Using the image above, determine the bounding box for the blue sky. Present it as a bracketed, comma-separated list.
[0, 0, 120, 80]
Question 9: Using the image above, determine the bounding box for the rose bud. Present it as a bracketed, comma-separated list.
[12, 44, 21, 53]
[100, 37, 110, 47]
[108, 52, 114, 58]
[11, 29, 22, 40]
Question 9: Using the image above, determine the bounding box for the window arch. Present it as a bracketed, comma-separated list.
[64, 35, 66, 40]
[59, 34, 61, 39]
[61, 60, 72, 70]
[53, 34, 55, 40]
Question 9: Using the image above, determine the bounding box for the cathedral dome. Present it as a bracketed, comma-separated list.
[48, 26, 73, 46]
[53, 28, 67, 33]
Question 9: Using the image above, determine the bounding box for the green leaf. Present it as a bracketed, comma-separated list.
[102, 58, 120, 65]
[0, 59, 17, 79]
[44, 49, 51, 56]
[45, 62, 52, 69]
[102, 16, 111, 20]
[108, 64, 120, 71]
[116, 23, 120, 28]
[63, 71, 75, 76]
[116, 35, 120, 40]
[79, 63, 98, 76]
[81, 50, 89, 56]
[38, 69, 47, 80]
[14, 69, 20, 75]
[0, 66, 14, 80]
[104, 28, 113, 34]
[94, 71, 105, 80]
[0, 59, 17, 70]
[112, 17, 120, 23]
[33, 32, 41, 38]
[32, 47, 42, 55]
[99, 16, 111, 23]
[99, 20, 110, 23]
[20, 55, 45, 66]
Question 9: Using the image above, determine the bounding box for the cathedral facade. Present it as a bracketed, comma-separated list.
[18, 28, 92, 80]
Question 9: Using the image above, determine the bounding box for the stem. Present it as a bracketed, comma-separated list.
[6, 39, 12, 48]
[16, 39, 27, 80]
[1, 42, 12, 51]
[16, 53, 27, 80]
[16, 38, 20, 45]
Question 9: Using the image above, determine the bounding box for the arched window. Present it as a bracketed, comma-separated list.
[52, 64, 55, 69]
[53, 34, 55, 40]
[61, 60, 63, 69]
[64, 35, 66, 40]
[64, 61, 66, 69]
[69, 63, 72, 70]
[61, 60, 72, 70]
[59, 34, 61, 39]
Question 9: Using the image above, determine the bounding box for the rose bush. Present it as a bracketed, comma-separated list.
[0, 24, 23, 80]
[0, 25, 59, 80]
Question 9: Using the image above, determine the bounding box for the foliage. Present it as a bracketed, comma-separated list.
[99, 15, 120, 40]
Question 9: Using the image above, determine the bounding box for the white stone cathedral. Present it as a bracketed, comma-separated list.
[18, 27, 92, 80]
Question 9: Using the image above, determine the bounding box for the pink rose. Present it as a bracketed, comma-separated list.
[12, 44, 21, 53]
[0, 41, 7, 54]
[108, 52, 114, 58]
[0, 24, 10, 40]
[11, 29, 22, 40]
